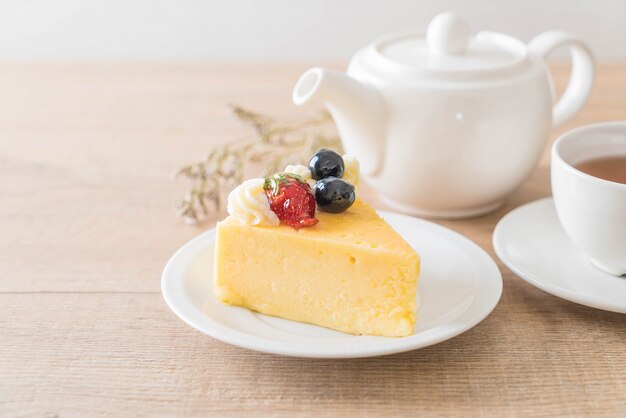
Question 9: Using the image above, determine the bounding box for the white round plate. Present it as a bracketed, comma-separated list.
[494, 198, 626, 314]
[162, 211, 502, 358]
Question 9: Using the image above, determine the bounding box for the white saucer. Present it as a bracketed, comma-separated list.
[162, 210, 502, 358]
[494, 198, 626, 314]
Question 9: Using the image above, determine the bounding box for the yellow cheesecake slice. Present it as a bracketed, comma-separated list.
[214, 200, 420, 337]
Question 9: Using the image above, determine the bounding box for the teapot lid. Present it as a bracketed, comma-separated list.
[373, 12, 528, 76]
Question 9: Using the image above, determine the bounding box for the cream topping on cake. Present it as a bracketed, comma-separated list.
[283, 163, 316, 188]
[283, 163, 311, 179]
[342, 154, 360, 187]
[226, 178, 280, 226]
[228, 154, 359, 228]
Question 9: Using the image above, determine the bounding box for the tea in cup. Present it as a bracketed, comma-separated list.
[551, 122, 626, 276]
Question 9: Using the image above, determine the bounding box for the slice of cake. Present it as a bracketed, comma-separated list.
[213, 150, 420, 337]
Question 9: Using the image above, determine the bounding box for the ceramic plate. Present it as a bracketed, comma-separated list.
[162, 211, 502, 358]
[493, 198, 626, 314]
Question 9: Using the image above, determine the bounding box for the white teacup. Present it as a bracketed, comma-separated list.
[551, 122, 626, 276]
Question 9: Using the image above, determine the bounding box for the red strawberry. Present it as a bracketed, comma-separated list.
[263, 173, 319, 229]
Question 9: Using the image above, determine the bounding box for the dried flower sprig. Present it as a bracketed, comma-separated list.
[175, 105, 342, 225]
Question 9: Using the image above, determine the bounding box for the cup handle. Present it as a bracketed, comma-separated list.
[528, 30, 594, 128]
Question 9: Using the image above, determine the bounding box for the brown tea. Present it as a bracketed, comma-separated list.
[574, 156, 626, 184]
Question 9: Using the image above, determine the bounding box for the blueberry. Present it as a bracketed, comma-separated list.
[314, 177, 355, 213]
[309, 149, 344, 180]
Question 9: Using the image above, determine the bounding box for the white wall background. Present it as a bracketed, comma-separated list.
[0, 0, 624, 60]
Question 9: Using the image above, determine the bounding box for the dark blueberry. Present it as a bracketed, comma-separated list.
[309, 149, 344, 180]
[314, 177, 356, 213]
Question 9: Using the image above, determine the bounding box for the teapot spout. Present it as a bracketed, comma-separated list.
[293, 68, 386, 176]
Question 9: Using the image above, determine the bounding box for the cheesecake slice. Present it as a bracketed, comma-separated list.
[214, 200, 420, 337]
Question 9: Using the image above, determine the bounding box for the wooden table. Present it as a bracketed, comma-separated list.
[1, 62, 625, 417]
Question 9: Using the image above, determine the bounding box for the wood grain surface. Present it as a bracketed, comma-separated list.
[1, 62, 625, 417]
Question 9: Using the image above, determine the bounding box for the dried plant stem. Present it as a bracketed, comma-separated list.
[175, 105, 342, 225]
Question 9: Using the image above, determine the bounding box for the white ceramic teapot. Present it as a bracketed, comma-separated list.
[293, 12, 594, 218]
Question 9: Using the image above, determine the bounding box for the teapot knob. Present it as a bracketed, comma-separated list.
[427, 12, 470, 55]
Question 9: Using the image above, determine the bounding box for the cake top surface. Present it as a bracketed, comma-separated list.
[220, 199, 416, 256]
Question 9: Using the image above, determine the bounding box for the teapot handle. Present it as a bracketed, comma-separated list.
[528, 30, 594, 128]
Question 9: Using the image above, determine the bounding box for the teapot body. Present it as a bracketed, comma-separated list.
[347, 55, 553, 217]
[293, 13, 594, 218]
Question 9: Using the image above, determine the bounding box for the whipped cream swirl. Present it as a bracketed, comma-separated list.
[226, 178, 280, 226]
[284, 164, 316, 188]
[283, 163, 311, 179]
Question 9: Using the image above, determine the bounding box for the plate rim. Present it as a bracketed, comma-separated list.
[162, 210, 503, 358]
[493, 197, 626, 314]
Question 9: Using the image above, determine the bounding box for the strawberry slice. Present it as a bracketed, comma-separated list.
[263, 173, 319, 229]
